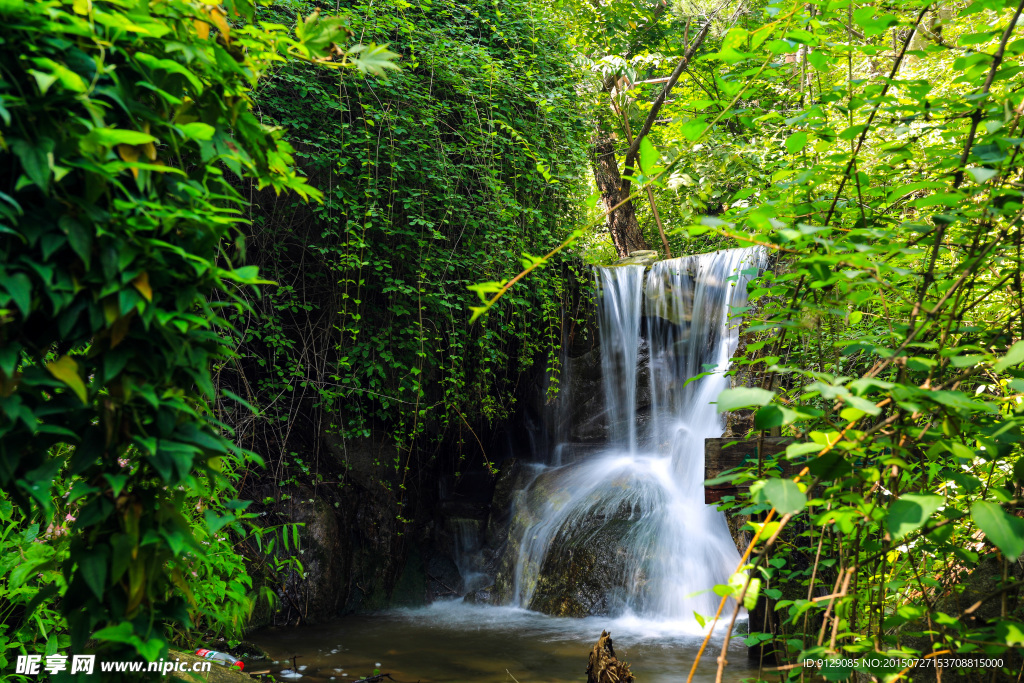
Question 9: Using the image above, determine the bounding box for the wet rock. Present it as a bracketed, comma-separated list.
[527, 512, 643, 617]
[486, 459, 526, 547]
[494, 465, 647, 617]
[612, 250, 658, 267]
[565, 348, 607, 443]
[483, 465, 557, 606]
[391, 543, 428, 607]
[463, 584, 496, 604]
[279, 488, 346, 623]
[563, 338, 652, 444]
[466, 459, 534, 605]
[248, 433, 421, 625]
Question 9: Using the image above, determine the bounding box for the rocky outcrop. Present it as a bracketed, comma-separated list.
[248, 435, 423, 627]
[478, 462, 650, 617]
[559, 330, 651, 445]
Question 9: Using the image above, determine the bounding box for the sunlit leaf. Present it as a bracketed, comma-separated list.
[46, 355, 87, 404]
[716, 387, 775, 412]
[972, 502, 1024, 560]
[762, 479, 806, 515]
[887, 494, 943, 540]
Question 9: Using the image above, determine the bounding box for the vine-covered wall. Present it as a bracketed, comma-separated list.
[215, 0, 590, 618]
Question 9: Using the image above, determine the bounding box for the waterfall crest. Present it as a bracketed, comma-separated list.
[506, 247, 766, 627]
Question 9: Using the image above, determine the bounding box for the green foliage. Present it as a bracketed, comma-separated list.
[0, 0, 380, 668]
[0, 493, 69, 673]
[645, 0, 1024, 676]
[228, 0, 588, 481]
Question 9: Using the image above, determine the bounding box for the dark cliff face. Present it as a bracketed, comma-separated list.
[246, 436, 415, 627]
[243, 356, 556, 627]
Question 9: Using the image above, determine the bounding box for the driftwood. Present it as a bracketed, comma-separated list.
[354, 671, 397, 683]
[586, 631, 634, 683]
[352, 674, 396, 683]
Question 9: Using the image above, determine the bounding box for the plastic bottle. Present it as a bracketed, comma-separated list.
[195, 648, 245, 670]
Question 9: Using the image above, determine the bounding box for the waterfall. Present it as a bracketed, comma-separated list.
[506, 247, 766, 626]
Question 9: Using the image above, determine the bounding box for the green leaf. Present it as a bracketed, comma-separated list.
[84, 127, 159, 148]
[10, 138, 53, 191]
[92, 622, 164, 660]
[786, 442, 821, 458]
[103, 473, 128, 498]
[820, 660, 853, 681]
[135, 53, 204, 92]
[807, 51, 829, 71]
[349, 43, 401, 77]
[1, 272, 32, 318]
[886, 494, 943, 540]
[994, 341, 1024, 372]
[177, 122, 216, 141]
[729, 572, 762, 610]
[78, 548, 107, 600]
[693, 611, 707, 628]
[807, 451, 853, 480]
[971, 501, 1024, 560]
[785, 131, 807, 154]
[713, 583, 734, 597]
[716, 387, 775, 412]
[46, 355, 87, 404]
[29, 58, 88, 93]
[762, 478, 806, 515]
[679, 118, 706, 141]
[967, 167, 998, 184]
[639, 136, 659, 175]
[996, 621, 1024, 646]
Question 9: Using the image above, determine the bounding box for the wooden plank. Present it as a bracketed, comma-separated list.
[703, 437, 795, 505]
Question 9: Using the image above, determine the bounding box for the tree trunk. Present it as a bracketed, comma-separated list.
[592, 136, 648, 258]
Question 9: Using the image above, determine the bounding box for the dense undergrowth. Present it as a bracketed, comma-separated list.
[0, 0, 588, 675]
[0, 0, 394, 676]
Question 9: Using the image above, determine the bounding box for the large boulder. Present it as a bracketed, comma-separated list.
[527, 511, 643, 617]
[279, 487, 346, 622]
[483, 466, 648, 617]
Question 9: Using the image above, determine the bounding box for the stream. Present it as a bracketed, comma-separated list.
[251, 602, 760, 682]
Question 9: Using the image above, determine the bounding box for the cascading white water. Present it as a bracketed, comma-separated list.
[597, 265, 646, 450]
[508, 247, 766, 627]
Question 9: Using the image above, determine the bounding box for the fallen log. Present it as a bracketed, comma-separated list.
[586, 631, 635, 683]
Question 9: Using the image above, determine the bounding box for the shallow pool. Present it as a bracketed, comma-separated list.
[250, 602, 761, 683]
